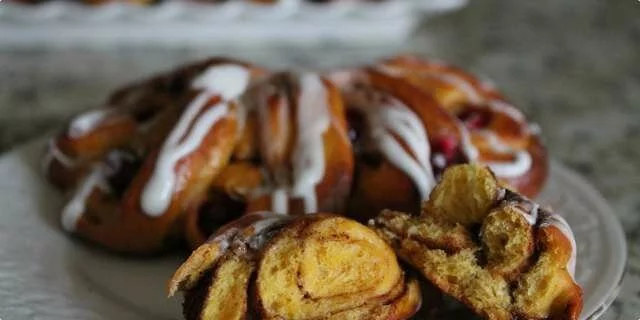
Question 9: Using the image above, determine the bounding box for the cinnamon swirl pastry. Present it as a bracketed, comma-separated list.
[378, 55, 547, 198]
[169, 212, 421, 320]
[330, 55, 547, 221]
[44, 59, 266, 253]
[44, 58, 353, 253]
[44, 55, 547, 254]
[371, 164, 582, 320]
[183, 71, 353, 248]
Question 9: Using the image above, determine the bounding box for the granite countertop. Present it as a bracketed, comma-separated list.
[0, 0, 638, 318]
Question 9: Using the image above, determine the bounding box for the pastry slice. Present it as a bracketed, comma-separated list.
[371, 164, 582, 320]
[169, 212, 421, 320]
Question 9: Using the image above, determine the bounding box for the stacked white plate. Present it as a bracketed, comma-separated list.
[0, 0, 468, 47]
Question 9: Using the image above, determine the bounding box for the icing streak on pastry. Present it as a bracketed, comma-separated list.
[476, 130, 532, 178]
[270, 188, 289, 215]
[427, 72, 533, 177]
[382, 63, 535, 179]
[422, 71, 484, 105]
[289, 73, 331, 213]
[67, 108, 116, 138]
[141, 64, 251, 217]
[539, 212, 577, 277]
[61, 165, 110, 232]
[61, 150, 136, 232]
[42, 139, 76, 171]
[456, 120, 480, 162]
[357, 96, 436, 200]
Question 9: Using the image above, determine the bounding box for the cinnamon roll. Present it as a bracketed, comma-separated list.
[44, 58, 266, 253]
[330, 55, 547, 221]
[169, 212, 421, 320]
[44, 55, 548, 255]
[371, 164, 582, 320]
[183, 71, 353, 248]
[44, 58, 353, 254]
[378, 55, 548, 198]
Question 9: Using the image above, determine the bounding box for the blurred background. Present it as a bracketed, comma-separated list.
[0, 0, 638, 318]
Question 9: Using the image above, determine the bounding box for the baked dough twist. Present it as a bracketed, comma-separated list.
[371, 164, 582, 320]
[169, 212, 421, 320]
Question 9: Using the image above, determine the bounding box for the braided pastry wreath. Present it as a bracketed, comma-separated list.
[43, 56, 580, 319]
[44, 55, 546, 254]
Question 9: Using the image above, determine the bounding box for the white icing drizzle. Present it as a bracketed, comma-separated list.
[191, 64, 251, 100]
[67, 108, 115, 138]
[246, 215, 290, 250]
[520, 203, 539, 225]
[271, 188, 289, 214]
[42, 139, 77, 173]
[432, 153, 447, 169]
[422, 71, 484, 105]
[357, 96, 437, 200]
[140, 64, 251, 217]
[381, 63, 532, 126]
[249, 215, 287, 236]
[326, 69, 359, 88]
[488, 100, 526, 122]
[476, 130, 532, 178]
[287, 73, 331, 213]
[211, 211, 288, 253]
[421, 69, 526, 124]
[540, 213, 578, 277]
[381, 63, 537, 179]
[456, 121, 480, 162]
[61, 166, 110, 232]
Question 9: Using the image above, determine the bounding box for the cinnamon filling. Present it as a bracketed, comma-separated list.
[457, 106, 493, 130]
[346, 108, 383, 168]
[103, 149, 141, 198]
[197, 190, 247, 239]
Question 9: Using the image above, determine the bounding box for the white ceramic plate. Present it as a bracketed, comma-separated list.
[0, 0, 467, 47]
[0, 138, 626, 320]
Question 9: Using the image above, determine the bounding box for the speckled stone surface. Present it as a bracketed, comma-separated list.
[0, 0, 638, 318]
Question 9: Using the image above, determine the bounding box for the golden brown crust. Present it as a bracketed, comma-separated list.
[74, 98, 240, 253]
[45, 55, 548, 256]
[182, 73, 354, 249]
[342, 68, 464, 220]
[371, 164, 582, 320]
[45, 59, 266, 254]
[331, 55, 547, 222]
[171, 213, 421, 320]
[378, 55, 548, 199]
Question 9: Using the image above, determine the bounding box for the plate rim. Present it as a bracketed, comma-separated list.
[0, 138, 629, 320]
[549, 161, 627, 320]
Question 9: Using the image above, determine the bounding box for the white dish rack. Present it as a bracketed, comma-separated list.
[0, 0, 468, 46]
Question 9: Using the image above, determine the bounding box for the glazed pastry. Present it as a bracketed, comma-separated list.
[371, 164, 582, 320]
[44, 58, 352, 253]
[330, 55, 547, 221]
[378, 55, 548, 197]
[169, 212, 421, 320]
[332, 67, 468, 219]
[182, 71, 353, 248]
[43, 58, 266, 253]
[44, 55, 546, 254]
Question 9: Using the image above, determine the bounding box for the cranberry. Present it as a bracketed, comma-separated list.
[434, 135, 459, 161]
[105, 149, 141, 198]
[458, 107, 493, 130]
